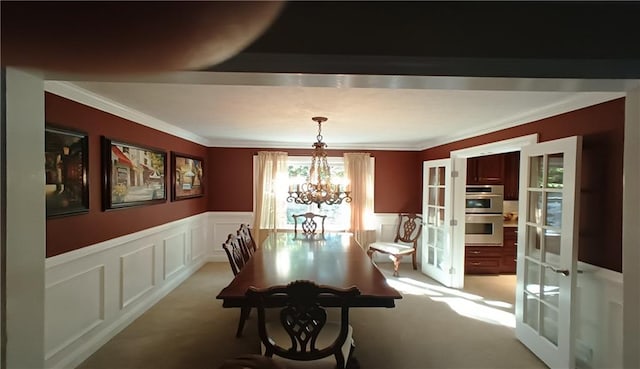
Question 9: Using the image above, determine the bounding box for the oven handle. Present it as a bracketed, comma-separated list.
[465, 214, 504, 218]
[465, 194, 503, 199]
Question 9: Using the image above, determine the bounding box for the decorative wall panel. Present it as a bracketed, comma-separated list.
[44, 213, 208, 369]
[207, 212, 254, 262]
[163, 233, 186, 280]
[191, 225, 205, 261]
[575, 262, 623, 368]
[45, 265, 105, 360]
[120, 244, 155, 309]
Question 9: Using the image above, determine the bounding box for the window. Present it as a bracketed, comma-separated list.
[252, 155, 351, 231]
[280, 156, 351, 231]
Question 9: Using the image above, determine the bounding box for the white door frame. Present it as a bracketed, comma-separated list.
[4, 68, 46, 368]
[623, 83, 640, 369]
[450, 134, 539, 282]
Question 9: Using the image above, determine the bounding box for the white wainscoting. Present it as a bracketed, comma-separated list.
[44, 213, 210, 369]
[206, 212, 254, 262]
[575, 262, 624, 369]
[44, 211, 621, 369]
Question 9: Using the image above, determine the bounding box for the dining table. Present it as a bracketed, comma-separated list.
[216, 232, 402, 308]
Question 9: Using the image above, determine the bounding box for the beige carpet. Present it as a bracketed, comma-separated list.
[78, 263, 546, 369]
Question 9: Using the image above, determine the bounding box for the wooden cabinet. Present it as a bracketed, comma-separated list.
[465, 246, 502, 274]
[503, 151, 520, 200]
[466, 152, 520, 197]
[465, 227, 517, 274]
[467, 153, 505, 185]
[500, 227, 517, 274]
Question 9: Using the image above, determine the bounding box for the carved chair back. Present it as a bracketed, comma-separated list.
[237, 223, 256, 261]
[247, 280, 360, 367]
[222, 233, 246, 276]
[395, 213, 423, 249]
[292, 212, 327, 238]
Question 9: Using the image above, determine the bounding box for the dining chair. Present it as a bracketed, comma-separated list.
[292, 212, 327, 238]
[222, 233, 252, 337]
[237, 223, 257, 261]
[223, 233, 246, 276]
[367, 213, 423, 277]
[246, 280, 361, 369]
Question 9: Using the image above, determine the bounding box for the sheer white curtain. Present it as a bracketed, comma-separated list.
[344, 153, 375, 248]
[254, 151, 288, 246]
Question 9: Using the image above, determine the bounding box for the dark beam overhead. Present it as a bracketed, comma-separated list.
[211, 1, 640, 78]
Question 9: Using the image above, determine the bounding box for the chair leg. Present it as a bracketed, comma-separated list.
[335, 351, 346, 369]
[366, 248, 375, 260]
[346, 341, 358, 369]
[366, 249, 377, 268]
[236, 306, 251, 338]
[412, 252, 418, 270]
[392, 255, 402, 277]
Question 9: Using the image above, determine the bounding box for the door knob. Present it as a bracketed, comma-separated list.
[545, 265, 570, 276]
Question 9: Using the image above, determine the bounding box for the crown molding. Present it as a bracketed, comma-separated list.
[206, 138, 423, 151]
[44, 81, 212, 147]
[44, 80, 626, 152]
[417, 91, 624, 150]
[43, 81, 421, 151]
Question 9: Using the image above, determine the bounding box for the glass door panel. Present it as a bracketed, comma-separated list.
[528, 191, 543, 223]
[542, 268, 560, 306]
[546, 153, 564, 189]
[429, 167, 437, 185]
[545, 192, 563, 227]
[529, 155, 545, 188]
[428, 186, 437, 205]
[525, 225, 542, 258]
[541, 305, 559, 345]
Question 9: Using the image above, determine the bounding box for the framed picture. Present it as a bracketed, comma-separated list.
[45, 125, 89, 217]
[171, 152, 204, 200]
[102, 137, 167, 210]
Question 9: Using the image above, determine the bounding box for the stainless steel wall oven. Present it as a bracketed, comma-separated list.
[465, 185, 504, 246]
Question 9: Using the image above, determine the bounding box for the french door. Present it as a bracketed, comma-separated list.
[421, 159, 464, 288]
[515, 136, 582, 369]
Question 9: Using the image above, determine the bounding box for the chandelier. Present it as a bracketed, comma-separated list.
[287, 117, 352, 208]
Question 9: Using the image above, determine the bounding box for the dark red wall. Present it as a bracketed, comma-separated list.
[208, 147, 421, 214]
[421, 98, 625, 272]
[46, 93, 209, 257]
[47, 93, 624, 273]
[47, 94, 422, 256]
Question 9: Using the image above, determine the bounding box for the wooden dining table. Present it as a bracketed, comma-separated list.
[216, 232, 402, 308]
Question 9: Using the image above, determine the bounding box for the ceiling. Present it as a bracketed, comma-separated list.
[47, 72, 626, 151]
[8, 1, 635, 151]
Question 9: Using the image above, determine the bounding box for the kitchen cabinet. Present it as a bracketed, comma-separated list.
[464, 246, 502, 274]
[465, 226, 517, 274]
[467, 153, 504, 185]
[503, 151, 520, 200]
[500, 227, 517, 273]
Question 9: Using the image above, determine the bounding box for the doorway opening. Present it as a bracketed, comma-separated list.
[450, 134, 538, 294]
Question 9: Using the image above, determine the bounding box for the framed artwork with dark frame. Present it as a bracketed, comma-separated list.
[101, 137, 167, 210]
[45, 125, 89, 218]
[171, 152, 204, 201]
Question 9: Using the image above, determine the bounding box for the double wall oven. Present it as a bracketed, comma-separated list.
[465, 185, 504, 246]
